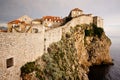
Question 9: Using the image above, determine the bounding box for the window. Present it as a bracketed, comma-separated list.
[32, 28, 38, 33]
[73, 11, 76, 14]
[24, 18, 27, 21]
[6, 57, 14, 68]
[44, 38, 46, 41]
[49, 19, 51, 21]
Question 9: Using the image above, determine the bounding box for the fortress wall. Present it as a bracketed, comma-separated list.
[62, 15, 93, 33]
[44, 27, 62, 52]
[79, 15, 93, 24]
[0, 13, 103, 80]
[0, 33, 44, 80]
[93, 16, 103, 28]
[32, 24, 44, 33]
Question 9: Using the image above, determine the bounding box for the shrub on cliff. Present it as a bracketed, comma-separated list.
[39, 31, 81, 80]
[92, 24, 104, 38]
[20, 62, 38, 77]
[85, 24, 104, 38]
[94, 27, 103, 38]
[85, 29, 94, 36]
[21, 24, 105, 80]
[21, 25, 86, 80]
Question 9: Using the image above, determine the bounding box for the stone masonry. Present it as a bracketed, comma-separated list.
[0, 8, 104, 80]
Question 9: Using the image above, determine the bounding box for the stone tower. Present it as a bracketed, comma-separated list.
[69, 8, 83, 18]
[93, 16, 103, 28]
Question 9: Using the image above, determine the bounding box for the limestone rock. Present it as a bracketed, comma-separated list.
[21, 24, 112, 80]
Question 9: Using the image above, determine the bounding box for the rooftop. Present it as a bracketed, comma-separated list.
[8, 20, 21, 24]
[42, 16, 63, 22]
[71, 8, 83, 12]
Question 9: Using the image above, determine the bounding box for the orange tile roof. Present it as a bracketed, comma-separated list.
[8, 20, 21, 24]
[42, 16, 63, 22]
[8, 20, 28, 25]
[0, 29, 7, 32]
[72, 8, 83, 11]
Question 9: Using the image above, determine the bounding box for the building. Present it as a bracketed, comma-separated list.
[42, 16, 63, 29]
[17, 15, 33, 24]
[7, 20, 32, 33]
[93, 16, 103, 28]
[69, 8, 83, 18]
[7, 15, 33, 33]
[0, 26, 7, 32]
[0, 28, 7, 32]
[32, 19, 42, 25]
[0, 8, 105, 80]
[6, 8, 104, 33]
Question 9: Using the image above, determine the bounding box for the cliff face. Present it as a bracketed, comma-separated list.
[85, 33, 112, 65]
[21, 24, 112, 80]
[75, 24, 112, 66]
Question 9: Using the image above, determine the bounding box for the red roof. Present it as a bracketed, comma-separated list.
[72, 8, 83, 11]
[42, 16, 63, 22]
[8, 20, 21, 24]
[0, 29, 7, 32]
[8, 20, 27, 25]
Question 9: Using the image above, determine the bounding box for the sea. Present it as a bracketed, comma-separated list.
[88, 25, 120, 80]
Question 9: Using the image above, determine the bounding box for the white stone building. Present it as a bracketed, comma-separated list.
[69, 8, 83, 18]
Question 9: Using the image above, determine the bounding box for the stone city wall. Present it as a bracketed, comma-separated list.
[93, 16, 103, 28]
[44, 27, 62, 52]
[0, 14, 103, 80]
[62, 15, 93, 33]
[0, 33, 44, 80]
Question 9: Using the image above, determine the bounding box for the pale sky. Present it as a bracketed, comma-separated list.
[0, 0, 120, 26]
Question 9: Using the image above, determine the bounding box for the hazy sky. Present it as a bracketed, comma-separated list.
[0, 0, 120, 25]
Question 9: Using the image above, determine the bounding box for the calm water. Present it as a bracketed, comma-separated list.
[88, 25, 120, 80]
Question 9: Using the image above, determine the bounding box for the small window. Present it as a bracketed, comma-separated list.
[73, 11, 76, 14]
[24, 18, 27, 20]
[49, 19, 51, 21]
[6, 57, 14, 68]
[44, 38, 46, 41]
[44, 45, 46, 51]
[32, 28, 38, 33]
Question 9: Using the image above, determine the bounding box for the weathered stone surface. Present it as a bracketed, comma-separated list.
[0, 33, 44, 80]
[21, 24, 112, 80]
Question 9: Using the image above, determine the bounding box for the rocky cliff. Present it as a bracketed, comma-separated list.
[21, 24, 112, 80]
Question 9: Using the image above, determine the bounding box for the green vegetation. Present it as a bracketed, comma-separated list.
[94, 27, 104, 38]
[85, 29, 94, 36]
[20, 62, 38, 76]
[62, 17, 72, 25]
[21, 24, 104, 80]
[85, 24, 104, 38]
[39, 30, 81, 80]
[21, 25, 84, 80]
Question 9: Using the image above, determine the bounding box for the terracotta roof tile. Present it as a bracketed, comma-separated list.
[0, 29, 7, 32]
[8, 20, 21, 24]
[72, 8, 83, 11]
[42, 16, 63, 22]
